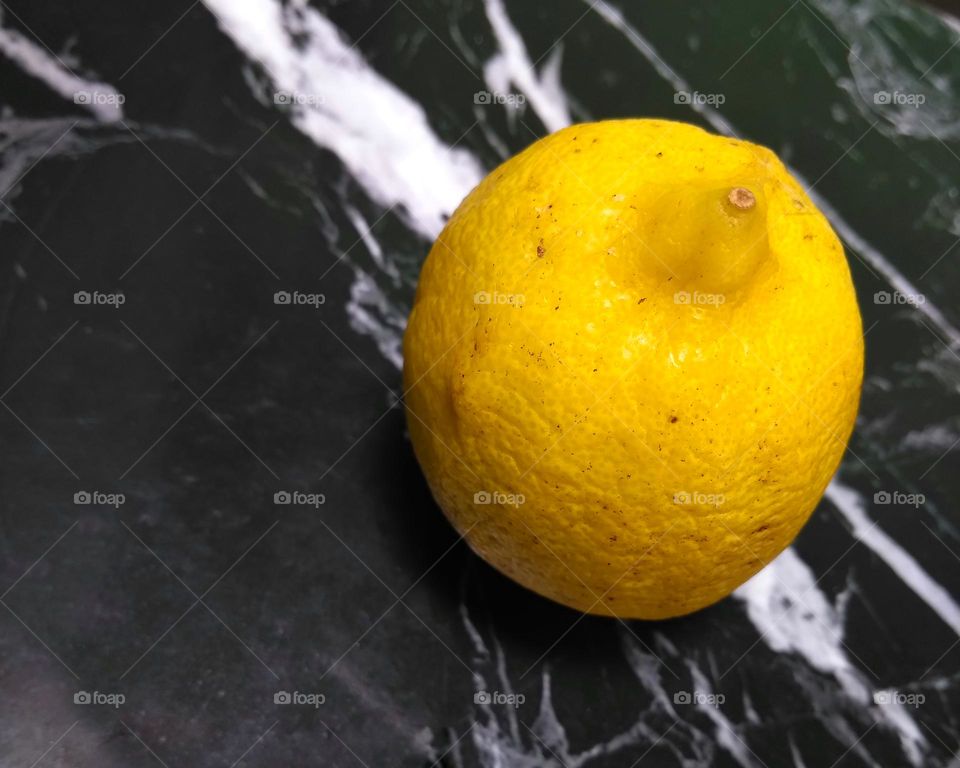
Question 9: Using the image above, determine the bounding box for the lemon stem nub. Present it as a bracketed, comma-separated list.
[636, 183, 770, 296]
[727, 187, 756, 211]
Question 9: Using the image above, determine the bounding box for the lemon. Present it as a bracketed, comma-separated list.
[403, 119, 863, 619]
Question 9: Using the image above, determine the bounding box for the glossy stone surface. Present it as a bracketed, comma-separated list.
[0, 1, 958, 766]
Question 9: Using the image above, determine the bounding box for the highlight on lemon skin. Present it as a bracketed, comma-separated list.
[403, 118, 863, 620]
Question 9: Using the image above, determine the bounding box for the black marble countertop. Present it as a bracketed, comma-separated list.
[1, 1, 959, 766]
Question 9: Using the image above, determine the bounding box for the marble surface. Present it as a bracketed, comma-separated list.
[1, 1, 959, 766]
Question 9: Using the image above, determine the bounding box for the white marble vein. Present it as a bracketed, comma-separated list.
[826, 480, 960, 637]
[0, 8, 123, 122]
[481, 0, 572, 133]
[201, 0, 483, 240]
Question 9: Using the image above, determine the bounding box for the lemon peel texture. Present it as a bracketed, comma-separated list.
[403, 119, 863, 620]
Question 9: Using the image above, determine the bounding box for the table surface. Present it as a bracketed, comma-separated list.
[1, 1, 958, 766]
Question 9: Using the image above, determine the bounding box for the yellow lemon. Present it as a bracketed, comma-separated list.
[403, 119, 863, 619]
